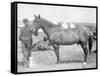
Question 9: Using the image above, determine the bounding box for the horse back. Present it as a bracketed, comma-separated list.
[49, 28, 80, 44]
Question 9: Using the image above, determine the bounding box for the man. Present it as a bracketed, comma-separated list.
[19, 18, 33, 67]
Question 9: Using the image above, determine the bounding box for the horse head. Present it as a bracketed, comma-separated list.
[32, 14, 41, 36]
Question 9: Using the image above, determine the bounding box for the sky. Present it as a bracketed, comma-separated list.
[18, 4, 96, 23]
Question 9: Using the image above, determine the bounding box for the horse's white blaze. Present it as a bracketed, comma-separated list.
[70, 23, 76, 28]
[61, 22, 68, 29]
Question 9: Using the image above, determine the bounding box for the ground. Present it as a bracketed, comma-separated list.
[18, 42, 97, 72]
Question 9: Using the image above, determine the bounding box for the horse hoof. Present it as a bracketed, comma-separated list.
[83, 62, 87, 65]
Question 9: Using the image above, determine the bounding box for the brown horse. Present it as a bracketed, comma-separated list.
[31, 14, 92, 64]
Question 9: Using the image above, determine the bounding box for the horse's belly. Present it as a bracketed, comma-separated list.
[61, 37, 78, 45]
[53, 35, 78, 45]
[51, 31, 79, 45]
[63, 33, 78, 40]
[62, 40, 78, 45]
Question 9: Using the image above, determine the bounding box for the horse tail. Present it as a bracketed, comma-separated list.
[88, 33, 93, 54]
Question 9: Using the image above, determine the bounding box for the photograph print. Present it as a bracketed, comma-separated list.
[11, 2, 97, 74]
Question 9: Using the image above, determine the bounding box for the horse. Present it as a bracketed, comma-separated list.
[31, 14, 93, 64]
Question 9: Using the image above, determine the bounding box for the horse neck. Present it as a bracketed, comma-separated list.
[40, 18, 55, 37]
[40, 24, 50, 38]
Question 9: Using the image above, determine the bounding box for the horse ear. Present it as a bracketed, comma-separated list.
[38, 14, 40, 19]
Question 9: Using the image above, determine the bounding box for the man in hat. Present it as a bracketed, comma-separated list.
[19, 18, 33, 67]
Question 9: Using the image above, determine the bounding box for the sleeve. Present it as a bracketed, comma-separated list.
[19, 28, 22, 41]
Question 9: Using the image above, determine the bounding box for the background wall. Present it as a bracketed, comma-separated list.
[0, 0, 99, 76]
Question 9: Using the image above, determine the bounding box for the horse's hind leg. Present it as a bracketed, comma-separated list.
[53, 44, 60, 63]
[80, 43, 88, 64]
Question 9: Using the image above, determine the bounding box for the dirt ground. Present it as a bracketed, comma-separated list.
[18, 42, 97, 72]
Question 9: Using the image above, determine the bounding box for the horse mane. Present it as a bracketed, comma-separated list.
[40, 17, 56, 28]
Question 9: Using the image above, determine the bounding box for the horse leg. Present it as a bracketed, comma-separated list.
[52, 44, 60, 63]
[80, 43, 88, 64]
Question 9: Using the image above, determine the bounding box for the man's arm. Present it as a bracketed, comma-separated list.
[19, 28, 22, 41]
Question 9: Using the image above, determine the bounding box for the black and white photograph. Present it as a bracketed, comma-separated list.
[11, 2, 97, 74]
